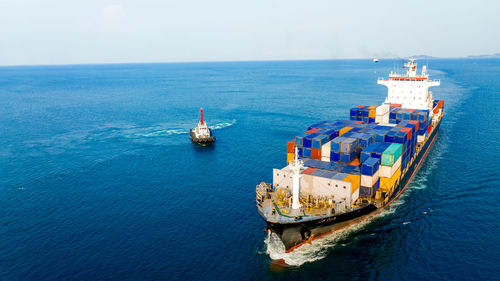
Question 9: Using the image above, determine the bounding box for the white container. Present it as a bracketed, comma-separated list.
[379, 156, 402, 178]
[417, 132, 427, 143]
[321, 156, 330, 162]
[361, 169, 380, 187]
[321, 141, 331, 159]
[376, 104, 390, 116]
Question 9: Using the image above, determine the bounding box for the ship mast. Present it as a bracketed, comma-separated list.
[291, 147, 303, 210]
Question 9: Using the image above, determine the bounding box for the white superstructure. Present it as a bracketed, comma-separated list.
[378, 58, 440, 110]
[192, 108, 211, 138]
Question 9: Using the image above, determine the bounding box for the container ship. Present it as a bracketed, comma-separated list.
[256, 58, 444, 253]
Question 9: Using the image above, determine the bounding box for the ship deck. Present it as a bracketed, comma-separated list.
[256, 184, 369, 224]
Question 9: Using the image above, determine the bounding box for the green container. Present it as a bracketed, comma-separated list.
[381, 143, 403, 166]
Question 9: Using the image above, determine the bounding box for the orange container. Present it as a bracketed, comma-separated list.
[438, 100, 445, 108]
[287, 153, 294, 163]
[287, 139, 295, 153]
[339, 126, 353, 136]
[348, 157, 361, 166]
[433, 107, 439, 114]
[311, 148, 321, 159]
[301, 167, 317, 175]
[400, 127, 412, 140]
[390, 103, 402, 108]
[305, 128, 320, 134]
[407, 109, 415, 112]
[355, 121, 365, 124]
[368, 109, 376, 118]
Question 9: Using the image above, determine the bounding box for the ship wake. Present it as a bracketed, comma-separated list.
[131, 119, 236, 138]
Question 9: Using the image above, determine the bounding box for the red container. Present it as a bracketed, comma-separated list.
[356, 105, 365, 108]
[400, 127, 412, 140]
[407, 109, 415, 112]
[390, 103, 402, 108]
[305, 128, 320, 134]
[408, 120, 419, 131]
[311, 148, 321, 159]
[355, 121, 365, 124]
[302, 167, 317, 175]
[287, 139, 295, 153]
[427, 124, 432, 134]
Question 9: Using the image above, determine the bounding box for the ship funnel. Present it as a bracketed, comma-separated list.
[200, 108, 204, 125]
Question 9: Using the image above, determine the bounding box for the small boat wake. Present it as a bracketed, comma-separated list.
[130, 119, 236, 138]
[264, 204, 399, 266]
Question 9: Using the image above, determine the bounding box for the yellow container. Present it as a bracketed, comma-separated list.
[369, 109, 376, 118]
[368, 106, 376, 109]
[344, 174, 360, 193]
[339, 126, 353, 136]
[379, 168, 401, 192]
[287, 153, 294, 163]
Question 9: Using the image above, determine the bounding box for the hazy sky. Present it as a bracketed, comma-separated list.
[0, 0, 498, 65]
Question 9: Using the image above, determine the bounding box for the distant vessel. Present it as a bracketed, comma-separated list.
[373, 58, 379, 63]
[256, 58, 444, 253]
[190, 108, 215, 145]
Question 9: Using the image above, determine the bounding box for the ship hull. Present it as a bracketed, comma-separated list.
[267, 118, 441, 252]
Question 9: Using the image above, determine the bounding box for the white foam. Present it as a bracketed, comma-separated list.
[129, 120, 236, 138]
[209, 119, 236, 130]
[265, 205, 399, 266]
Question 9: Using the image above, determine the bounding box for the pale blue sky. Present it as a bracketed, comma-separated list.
[0, 0, 498, 65]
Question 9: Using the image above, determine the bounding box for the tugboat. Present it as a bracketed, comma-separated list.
[190, 108, 216, 145]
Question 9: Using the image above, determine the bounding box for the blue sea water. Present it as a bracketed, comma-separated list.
[0, 59, 499, 280]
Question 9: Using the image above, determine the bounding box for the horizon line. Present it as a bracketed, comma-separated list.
[0, 55, 495, 68]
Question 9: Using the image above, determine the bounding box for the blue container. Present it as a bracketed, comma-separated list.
[303, 148, 312, 158]
[350, 116, 356, 121]
[303, 133, 320, 148]
[342, 132, 354, 138]
[418, 112, 427, 121]
[295, 133, 309, 147]
[361, 157, 380, 176]
[368, 118, 375, 123]
[341, 165, 355, 174]
[360, 186, 372, 198]
[312, 135, 329, 149]
[358, 134, 374, 148]
[330, 151, 340, 162]
[375, 130, 388, 142]
[341, 137, 358, 153]
[332, 172, 349, 181]
[312, 169, 327, 176]
[385, 132, 396, 143]
[331, 136, 346, 151]
[394, 131, 408, 144]
[389, 119, 397, 124]
[323, 129, 339, 140]
[396, 112, 404, 120]
[319, 161, 331, 170]
[297, 147, 303, 157]
[350, 108, 357, 117]
[340, 151, 356, 163]
[390, 111, 397, 119]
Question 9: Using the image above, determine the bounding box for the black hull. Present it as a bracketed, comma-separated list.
[267, 119, 442, 252]
[190, 129, 216, 145]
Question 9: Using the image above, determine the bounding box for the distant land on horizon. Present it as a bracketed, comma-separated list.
[1, 54, 500, 67]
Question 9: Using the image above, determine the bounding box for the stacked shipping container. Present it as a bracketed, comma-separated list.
[282, 103, 440, 201]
